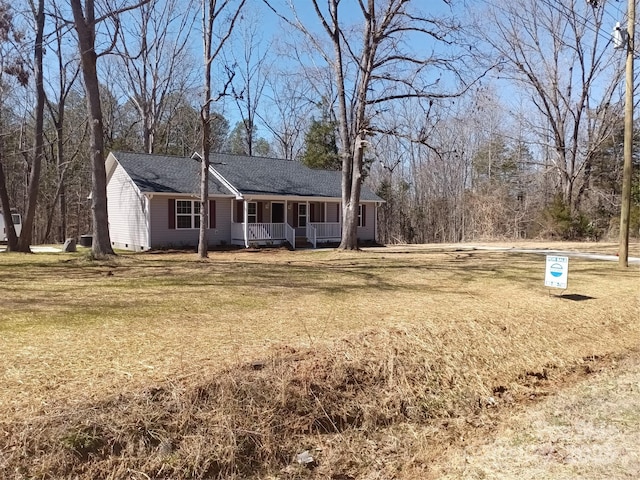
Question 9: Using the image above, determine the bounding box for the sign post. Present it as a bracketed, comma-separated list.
[545, 255, 569, 289]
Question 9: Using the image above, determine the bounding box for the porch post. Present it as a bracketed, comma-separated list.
[306, 200, 310, 240]
[285, 199, 289, 247]
[243, 199, 249, 248]
[374, 202, 378, 244]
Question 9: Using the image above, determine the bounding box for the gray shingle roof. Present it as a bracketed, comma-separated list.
[112, 152, 231, 195]
[210, 153, 382, 201]
[112, 151, 382, 202]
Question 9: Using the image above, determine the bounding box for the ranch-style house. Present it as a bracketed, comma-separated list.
[105, 151, 383, 251]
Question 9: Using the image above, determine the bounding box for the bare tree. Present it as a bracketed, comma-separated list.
[198, 0, 246, 258]
[0, 0, 45, 252]
[475, 0, 624, 216]
[227, 13, 270, 157]
[42, 0, 83, 243]
[15, 0, 45, 251]
[113, 0, 198, 154]
[70, 0, 114, 257]
[0, 0, 29, 251]
[69, 0, 151, 258]
[259, 70, 312, 160]
[10, 0, 45, 253]
[264, 0, 466, 249]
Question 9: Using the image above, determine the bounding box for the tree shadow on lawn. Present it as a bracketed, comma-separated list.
[2, 252, 618, 305]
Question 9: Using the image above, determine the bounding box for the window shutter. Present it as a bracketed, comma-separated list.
[209, 200, 216, 228]
[293, 203, 298, 227]
[337, 203, 340, 222]
[168, 199, 175, 229]
[236, 200, 243, 223]
[362, 204, 367, 227]
[257, 202, 263, 223]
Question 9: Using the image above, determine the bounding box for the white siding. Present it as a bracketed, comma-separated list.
[149, 196, 233, 249]
[107, 164, 150, 251]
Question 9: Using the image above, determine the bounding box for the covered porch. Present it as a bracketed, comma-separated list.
[230, 199, 342, 249]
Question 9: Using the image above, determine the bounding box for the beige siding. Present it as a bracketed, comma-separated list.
[326, 202, 340, 223]
[149, 196, 232, 249]
[107, 164, 150, 251]
[357, 203, 376, 242]
[259, 201, 265, 223]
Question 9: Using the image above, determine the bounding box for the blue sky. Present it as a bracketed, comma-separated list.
[36, 0, 635, 152]
[211, 1, 470, 135]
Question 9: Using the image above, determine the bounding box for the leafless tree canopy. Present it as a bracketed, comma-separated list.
[0, 0, 635, 251]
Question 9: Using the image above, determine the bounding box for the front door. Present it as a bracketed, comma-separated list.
[271, 202, 284, 223]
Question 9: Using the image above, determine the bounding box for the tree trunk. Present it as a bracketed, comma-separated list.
[198, 111, 210, 258]
[0, 101, 18, 250]
[339, 146, 364, 250]
[198, 0, 212, 259]
[0, 157, 18, 251]
[57, 115, 68, 242]
[16, 0, 45, 253]
[59, 179, 67, 241]
[43, 116, 68, 243]
[564, 178, 574, 215]
[197, 0, 244, 257]
[325, 1, 355, 250]
[335, 0, 373, 250]
[71, 0, 114, 258]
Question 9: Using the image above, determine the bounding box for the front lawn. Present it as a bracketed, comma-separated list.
[1, 244, 638, 478]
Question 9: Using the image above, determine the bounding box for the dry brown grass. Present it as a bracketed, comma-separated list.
[0, 243, 639, 478]
[431, 351, 640, 479]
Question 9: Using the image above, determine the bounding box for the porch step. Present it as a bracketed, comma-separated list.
[295, 237, 313, 249]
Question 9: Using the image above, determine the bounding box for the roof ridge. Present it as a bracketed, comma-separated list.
[113, 151, 196, 160]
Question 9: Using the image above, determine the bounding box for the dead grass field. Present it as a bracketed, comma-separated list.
[0, 241, 639, 478]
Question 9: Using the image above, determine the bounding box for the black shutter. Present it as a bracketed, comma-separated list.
[168, 199, 175, 229]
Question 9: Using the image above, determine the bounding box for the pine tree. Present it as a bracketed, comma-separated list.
[301, 118, 340, 170]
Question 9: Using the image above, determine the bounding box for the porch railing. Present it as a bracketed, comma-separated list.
[310, 222, 341, 239]
[231, 222, 287, 244]
[286, 224, 296, 250]
[306, 223, 317, 248]
[247, 222, 285, 241]
[232, 221, 340, 248]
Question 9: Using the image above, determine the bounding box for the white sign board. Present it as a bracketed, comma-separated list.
[545, 255, 569, 289]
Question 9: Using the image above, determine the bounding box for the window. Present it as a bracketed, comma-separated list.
[176, 200, 200, 229]
[298, 203, 307, 228]
[11, 214, 21, 225]
[247, 202, 257, 223]
[358, 204, 366, 227]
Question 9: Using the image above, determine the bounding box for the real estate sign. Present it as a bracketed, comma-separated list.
[544, 255, 569, 289]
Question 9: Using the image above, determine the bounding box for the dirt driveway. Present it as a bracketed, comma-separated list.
[364, 241, 640, 264]
[433, 351, 640, 479]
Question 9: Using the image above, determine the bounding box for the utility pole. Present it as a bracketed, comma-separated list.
[618, 0, 636, 267]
